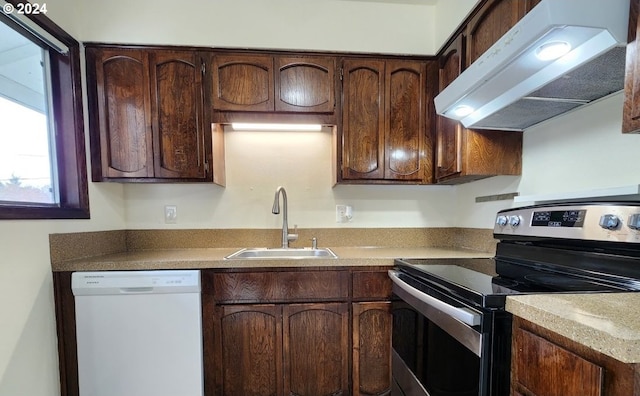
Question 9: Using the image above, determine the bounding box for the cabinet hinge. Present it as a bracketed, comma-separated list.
[204, 161, 210, 174]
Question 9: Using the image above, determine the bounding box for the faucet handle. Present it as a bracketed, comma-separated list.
[311, 237, 318, 249]
[288, 224, 299, 242]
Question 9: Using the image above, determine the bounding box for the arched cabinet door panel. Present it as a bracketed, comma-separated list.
[341, 59, 386, 180]
[212, 54, 274, 111]
[151, 51, 206, 178]
[275, 56, 335, 113]
[92, 49, 153, 178]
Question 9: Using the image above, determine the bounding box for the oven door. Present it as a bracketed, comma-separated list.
[389, 269, 492, 396]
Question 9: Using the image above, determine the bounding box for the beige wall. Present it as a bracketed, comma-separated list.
[455, 92, 640, 228]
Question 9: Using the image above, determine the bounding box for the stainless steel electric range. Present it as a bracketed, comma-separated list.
[390, 202, 640, 396]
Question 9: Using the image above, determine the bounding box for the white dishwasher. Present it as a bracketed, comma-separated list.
[71, 270, 203, 396]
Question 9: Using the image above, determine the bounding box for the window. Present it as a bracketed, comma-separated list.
[0, 1, 89, 219]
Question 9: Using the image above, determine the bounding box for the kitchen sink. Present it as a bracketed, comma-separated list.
[224, 247, 338, 260]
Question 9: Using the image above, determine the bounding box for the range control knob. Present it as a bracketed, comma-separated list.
[599, 214, 621, 230]
[509, 215, 521, 227]
[629, 214, 640, 230]
[496, 215, 508, 227]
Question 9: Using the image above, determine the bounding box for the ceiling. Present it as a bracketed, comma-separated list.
[337, 0, 438, 4]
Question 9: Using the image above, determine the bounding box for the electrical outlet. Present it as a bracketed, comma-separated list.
[336, 205, 353, 223]
[164, 205, 177, 224]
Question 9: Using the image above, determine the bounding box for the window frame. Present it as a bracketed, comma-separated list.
[0, 0, 89, 219]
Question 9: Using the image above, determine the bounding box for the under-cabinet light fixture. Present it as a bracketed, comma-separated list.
[230, 123, 323, 131]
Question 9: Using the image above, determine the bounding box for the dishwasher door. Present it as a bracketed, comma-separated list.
[72, 270, 203, 396]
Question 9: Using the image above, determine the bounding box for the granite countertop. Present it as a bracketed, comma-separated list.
[51, 246, 494, 272]
[507, 293, 640, 364]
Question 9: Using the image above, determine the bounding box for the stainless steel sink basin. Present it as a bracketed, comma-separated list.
[224, 247, 338, 260]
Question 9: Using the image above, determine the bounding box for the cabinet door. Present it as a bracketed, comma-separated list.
[275, 56, 335, 113]
[385, 60, 427, 181]
[353, 302, 392, 396]
[150, 51, 207, 178]
[283, 303, 349, 396]
[212, 54, 274, 111]
[466, 0, 527, 65]
[623, 0, 640, 133]
[341, 59, 386, 180]
[90, 48, 153, 179]
[214, 304, 283, 396]
[436, 35, 464, 180]
[513, 326, 603, 396]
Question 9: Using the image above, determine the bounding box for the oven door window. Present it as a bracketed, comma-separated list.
[392, 299, 481, 396]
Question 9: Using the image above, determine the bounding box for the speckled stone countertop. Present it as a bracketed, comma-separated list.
[52, 246, 494, 272]
[506, 293, 640, 364]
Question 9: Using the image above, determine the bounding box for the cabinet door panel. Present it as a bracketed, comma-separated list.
[385, 60, 426, 181]
[514, 327, 603, 396]
[276, 56, 335, 113]
[283, 303, 349, 396]
[353, 302, 392, 396]
[96, 49, 153, 178]
[342, 59, 385, 179]
[151, 51, 206, 178]
[216, 305, 282, 396]
[436, 35, 464, 180]
[466, 0, 526, 65]
[212, 54, 274, 111]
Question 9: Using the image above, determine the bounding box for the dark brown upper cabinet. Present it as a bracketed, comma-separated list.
[465, 0, 528, 65]
[623, 0, 640, 133]
[86, 46, 224, 184]
[434, 0, 532, 184]
[340, 58, 434, 184]
[211, 53, 336, 113]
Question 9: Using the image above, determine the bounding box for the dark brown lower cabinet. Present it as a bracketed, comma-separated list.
[208, 268, 393, 396]
[511, 317, 640, 396]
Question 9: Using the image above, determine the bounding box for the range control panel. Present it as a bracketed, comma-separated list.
[494, 203, 640, 243]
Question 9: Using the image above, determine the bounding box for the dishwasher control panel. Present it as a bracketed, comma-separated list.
[71, 270, 201, 295]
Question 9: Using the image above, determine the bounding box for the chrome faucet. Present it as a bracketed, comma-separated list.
[272, 186, 298, 248]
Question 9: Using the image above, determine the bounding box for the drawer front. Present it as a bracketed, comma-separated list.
[352, 270, 393, 300]
[213, 271, 349, 303]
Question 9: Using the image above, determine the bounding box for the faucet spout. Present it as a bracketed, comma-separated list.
[272, 186, 297, 248]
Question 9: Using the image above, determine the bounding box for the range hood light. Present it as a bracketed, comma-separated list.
[451, 105, 475, 117]
[535, 41, 572, 61]
[230, 123, 323, 131]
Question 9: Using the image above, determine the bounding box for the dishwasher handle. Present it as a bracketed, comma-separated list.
[388, 270, 481, 327]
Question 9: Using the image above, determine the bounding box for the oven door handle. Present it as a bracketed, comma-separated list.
[388, 270, 481, 327]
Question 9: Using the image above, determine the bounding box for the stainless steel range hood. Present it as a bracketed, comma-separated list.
[434, 0, 630, 131]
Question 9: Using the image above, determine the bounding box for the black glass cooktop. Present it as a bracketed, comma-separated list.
[394, 257, 631, 309]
